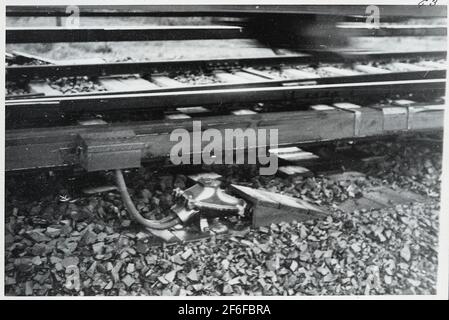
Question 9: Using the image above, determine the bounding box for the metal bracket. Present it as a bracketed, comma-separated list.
[77, 130, 144, 171]
[333, 103, 362, 136]
[171, 179, 246, 224]
[392, 100, 417, 130]
[368, 105, 407, 131]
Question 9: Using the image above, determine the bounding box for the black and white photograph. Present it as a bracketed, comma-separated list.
[1, 1, 448, 301]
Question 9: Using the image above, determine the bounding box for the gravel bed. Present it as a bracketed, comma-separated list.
[354, 138, 442, 198]
[6, 57, 445, 98]
[6, 81, 31, 96]
[6, 60, 50, 67]
[364, 58, 445, 72]
[255, 64, 365, 79]
[352, 57, 446, 71]
[173, 72, 224, 86]
[291, 66, 321, 75]
[4, 138, 441, 296]
[312, 65, 359, 77]
[6, 77, 108, 96]
[414, 59, 447, 69]
[255, 67, 294, 79]
[46, 77, 108, 95]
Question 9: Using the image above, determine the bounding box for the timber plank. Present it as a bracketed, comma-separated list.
[282, 68, 318, 79]
[277, 165, 313, 177]
[29, 81, 61, 96]
[353, 64, 391, 74]
[319, 66, 361, 77]
[213, 71, 248, 84]
[150, 76, 185, 88]
[233, 71, 268, 82]
[99, 76, 159, 91]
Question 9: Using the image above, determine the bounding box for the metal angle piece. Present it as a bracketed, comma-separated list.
[170, 204, 199, 224]
[333, 103, 362, 136]
[368, 104, 407, 131]
[393, 99, 416, 130]
[230, 184, 327, 227]
[172, 179, 246, 223]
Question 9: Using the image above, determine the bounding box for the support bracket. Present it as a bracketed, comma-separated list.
[77, 130, 144, 171]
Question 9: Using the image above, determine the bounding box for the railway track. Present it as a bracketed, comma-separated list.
[5, 6, 445, 177]
[4, 5, 446, 297]
[6, 96, 445, 171]
[6, 4, 447, 18]
[6, 51, 446, 90]
[5, 51, 446, 125]
[5, 51, 446, 175]
[5, 8, 446, 223]
[6, 23, 447, 44]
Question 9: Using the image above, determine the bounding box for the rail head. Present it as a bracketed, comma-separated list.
[6, 5, 448, 18]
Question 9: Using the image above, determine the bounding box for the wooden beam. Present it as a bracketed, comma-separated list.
[5, 102, 444, 171]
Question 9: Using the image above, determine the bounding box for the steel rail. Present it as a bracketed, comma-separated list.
[6, 50, 446, 81]
[6, 79, 445, 120]
[6, 70, 446, 101]
[6, 24, 446, 44]
[6, 5, 447, 18]
[6, 25, 249, 43]
[336, 24, 447, 37]
[335, 50, 447, 62]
